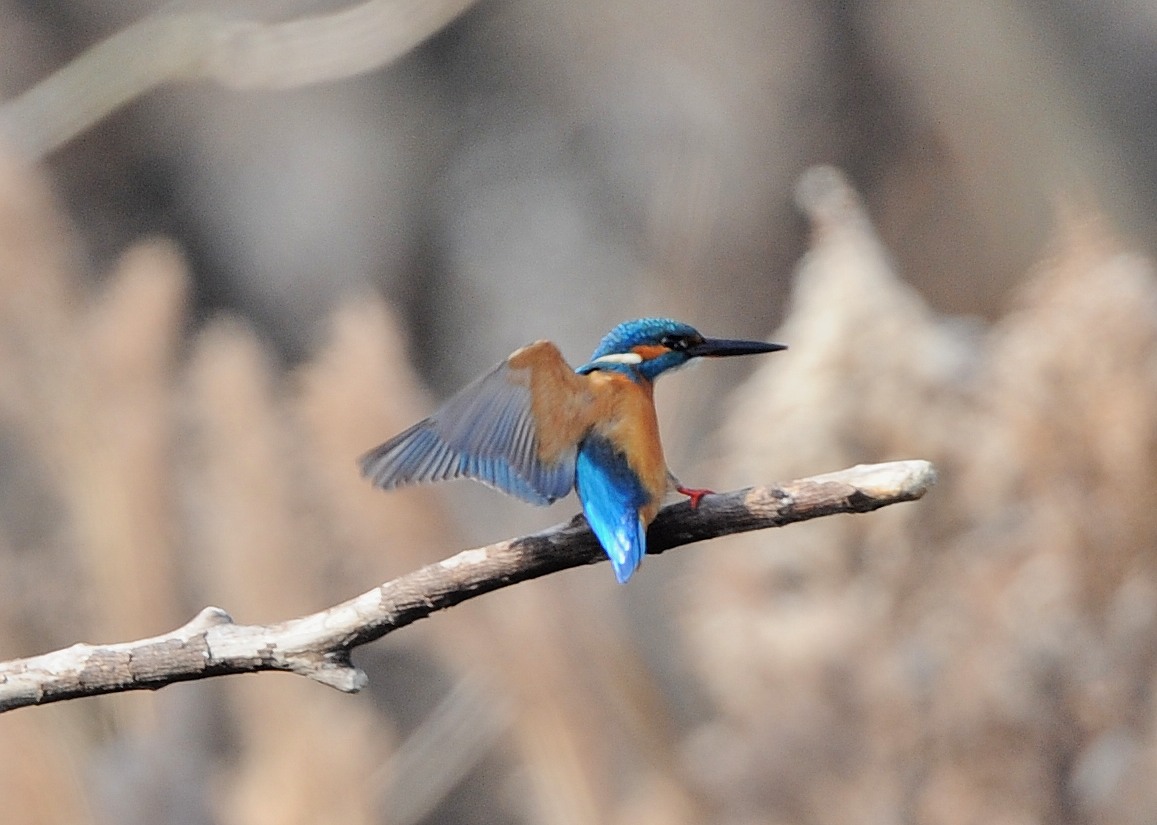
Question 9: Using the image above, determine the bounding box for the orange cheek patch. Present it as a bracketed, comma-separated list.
[632, 344, 668, 361]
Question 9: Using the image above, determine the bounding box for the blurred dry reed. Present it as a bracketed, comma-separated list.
[5, 1, 1157, 823]
[685, 167, 1157, 825]
[0, 151, 472, 824]
[0, 149, 700, 825]
[3, 92, 1157, 825]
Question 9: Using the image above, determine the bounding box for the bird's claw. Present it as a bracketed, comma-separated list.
[676, 484, 714, 509]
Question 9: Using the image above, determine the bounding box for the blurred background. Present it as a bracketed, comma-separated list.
[2, 1, 1157, 823]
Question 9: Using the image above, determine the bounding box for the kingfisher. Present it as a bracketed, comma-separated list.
[361, 318, 786, 583]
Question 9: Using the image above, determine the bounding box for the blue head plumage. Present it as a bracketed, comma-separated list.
[578, 318, 785, 382]
[589, 318, 699, 358]
[579, 318, 699, 381]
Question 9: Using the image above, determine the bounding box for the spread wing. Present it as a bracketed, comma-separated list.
[360, 341, 592, 505]
[575, 435, 650, 583]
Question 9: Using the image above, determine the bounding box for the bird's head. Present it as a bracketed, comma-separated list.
[577, 318, 787, 381]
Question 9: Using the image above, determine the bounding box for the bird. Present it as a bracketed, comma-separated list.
[360, 318, 787, 583]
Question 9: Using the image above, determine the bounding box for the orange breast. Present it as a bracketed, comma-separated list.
[583, 371, 669, 524]
[509, 343, 670, 523]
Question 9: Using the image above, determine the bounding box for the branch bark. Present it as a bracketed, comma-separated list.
[0, 460, 935, 713]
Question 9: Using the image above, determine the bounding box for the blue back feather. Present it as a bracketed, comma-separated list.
[575, 435, 649, 583]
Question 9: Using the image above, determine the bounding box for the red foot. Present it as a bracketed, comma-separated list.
[676, 484, 714, 509]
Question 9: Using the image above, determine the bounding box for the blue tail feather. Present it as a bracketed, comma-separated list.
[575, 436, 650, 583]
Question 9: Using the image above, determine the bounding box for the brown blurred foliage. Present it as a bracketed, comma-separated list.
[686, 168, 1157, 825]
[0, 150, 699, 825]
[5, 147, 1157, 824]
[3, 2, 1157, 824]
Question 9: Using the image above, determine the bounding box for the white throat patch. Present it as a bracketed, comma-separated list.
[591, 352, 644, 366]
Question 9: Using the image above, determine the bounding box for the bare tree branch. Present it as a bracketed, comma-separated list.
[0, 460, 935, 713]
[0, 0, 479, 159]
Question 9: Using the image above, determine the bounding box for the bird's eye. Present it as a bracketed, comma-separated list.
[662, 335, 689, 351]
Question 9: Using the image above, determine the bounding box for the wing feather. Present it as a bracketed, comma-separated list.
[361, 342, 589, 505]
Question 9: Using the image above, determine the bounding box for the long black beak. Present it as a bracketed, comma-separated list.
[686, 337, 788, 358]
